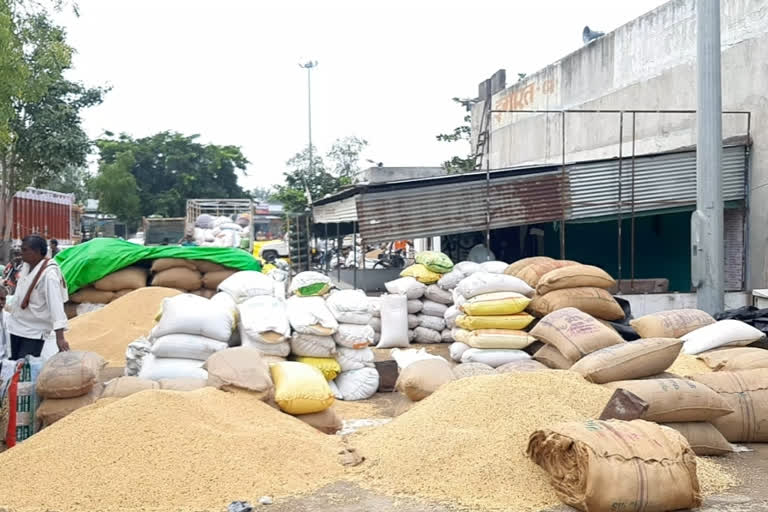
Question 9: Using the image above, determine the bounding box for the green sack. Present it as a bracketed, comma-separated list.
[415, 251, 454, 274]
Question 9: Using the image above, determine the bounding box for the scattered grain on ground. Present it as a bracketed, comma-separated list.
[669, 353, 712, 377]
[698, 457, 740, 494]
[332, 397, 388, 420]
[68, 287, 181, 366]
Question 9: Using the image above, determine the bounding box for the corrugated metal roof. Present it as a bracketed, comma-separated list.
[313, 196, 358, 223]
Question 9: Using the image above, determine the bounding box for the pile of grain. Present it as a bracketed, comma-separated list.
[669, 353, 712, 377]
[68, 287, 181, 366]
[0, 388, 344, 511]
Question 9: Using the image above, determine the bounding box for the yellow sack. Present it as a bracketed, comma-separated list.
[456, 313, 534, 331]
[465, 329, 536, 349]
[292, 356, 341, 381]
[400, 264, 441, 284]
[270, 361, 334, 414]
[461, 292, 531, 316]
[452, 328, 472, 343]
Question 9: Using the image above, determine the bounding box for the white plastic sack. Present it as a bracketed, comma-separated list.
[138, 354, 208, 381]
[334, 367, 379, 401]
[391, 348, 445, 369]
[385, 277, 426, 300]
[441, 329, 454, 343]
[238, 296, 290, 344]
[452, 289, 467, 307]
[328, 379, 343, 400]
[369, 317, 382, 332]
[454, 261, 482, 276]
[218, 271, 276, 303]
[150, 334, 228, 360]
[210, 291, 238, 314]
[242, 338, 291, 357]
[450, 342, 470, 362]
[326, 290, 373, 325]
[418, 314, 446, 332]
[125, 337, 151, 376]
[286, 296, 339, 335]
[480, 261, 509, 274]
[408, 329, 416, 342]
[682, 319, 766, 355]
[407, 300, 423, 314]
[334, 323, 375, 349]
[289, 334, 337, 358]
[289, 271, 332, 296]
[460, 348, 531, 368]
[373, 331, 381, 344]
[456, 272, 534, 299]
[444, 305, 460, 329]
[378, 294, 410, 349]
[414, 327, 442, 344]
[425, 284, 454, 305]
[422, 300, 448, 317]
[437, 269, 465, 291]
[335, 346, 375, 372]
[367, 297, 381, 317]
[407, 314, 420, 329]
[76, 303, 106, 316]
[153, 294, 234, 342]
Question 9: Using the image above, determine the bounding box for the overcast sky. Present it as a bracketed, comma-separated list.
[58, 0, 664, 192]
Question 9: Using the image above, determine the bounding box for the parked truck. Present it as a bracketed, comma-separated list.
[10, 187, 77, 245]
[143, 217, 186, 246]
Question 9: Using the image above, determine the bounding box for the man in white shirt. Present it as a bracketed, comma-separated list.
[0, 285, 8, 359]
[6, 234, 70, 359]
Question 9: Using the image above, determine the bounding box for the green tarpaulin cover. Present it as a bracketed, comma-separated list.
[56, 238, 262, 293]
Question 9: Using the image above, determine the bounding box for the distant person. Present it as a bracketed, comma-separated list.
[49, 239, 59, 258]
[6, 234, 70, 359]
[0, 286, 8, 359]
[161, 238, 170, 246]
[2, 248, 23, 295]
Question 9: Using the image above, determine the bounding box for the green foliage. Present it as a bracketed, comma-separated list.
[436, 98, 475, 174]
[250, 186, 274, 202]
[326, 135, 368, 181]
[37, 165, 91, 202]
[95, 131, 249, 218]
[91, 151, 141, 229]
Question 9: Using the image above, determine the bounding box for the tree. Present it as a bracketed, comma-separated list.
[250, 186, 274, 203]
[90, 151, 141, 229]
[436, 98, 475, 174]
[37, 165, 91, 202]
[326, 136, 368, 183]
[95, 131, 249, 218]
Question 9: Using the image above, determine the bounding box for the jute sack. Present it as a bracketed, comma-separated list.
[202, 270, 237, 290]
[36, 385, 103, 428]
[698, 347, 768, 371]
[503, 256, 553, 277]
[194, 260, 230, 274]
[536, 264, 616, 295]
[69, 287, 115, 304]
[603, 378, 733, 422]
[93, 267, 148, 291]
[203, 347, 274, 398]
[569, 338, 682, 384]
[496, 359, 549, 373]
[151, 267, 203, 291]
[295, 406, 343, 435]
[528, 288, 625, 321]
[37, 351, 107, 399]
[452, 362, 496, 379]
[527, 419, 701, 512]
[113, 288, 135, 299]
[151, 258, 197, 273]
[102, 376, 159, 398]
[630, 309, 715, 339]
[529, 308, 624, 364]
[158, 378, 207, 391]
[464, 329, 536, 350]
[663, 422, 733, 456]
[515, 259, 579, 287]
[533, 344, 573, 369]
[396, 358, 455, 401]
[691, 369, 768, 442]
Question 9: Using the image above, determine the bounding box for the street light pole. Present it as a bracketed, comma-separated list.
[299, 60, 318, 205]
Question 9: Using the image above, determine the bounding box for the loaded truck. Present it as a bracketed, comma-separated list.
[7, 187, 77, 245]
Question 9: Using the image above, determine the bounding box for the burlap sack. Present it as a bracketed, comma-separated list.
[194, 260, 230, 274]
[503, 256, 553, 277]
[113, 288, 135, 299]
[527, 419, 701, 512]
[151, 267, 203, 291]
[569, 338, 682, 384]
[515, 259, 579, 287]
[93, 267, 148, 291]
[189, 288, 216, 299]
[698, 347, 768, 371]
[202, 270, 237, 290]
[158, 378, 208, 391]
[395, 358, 455, 401]
[69, 287, 115, 304]
[102, 377, 159, 398]
[151, 258, 197, 273]
[203, 347, 274, 398]
[536, 264, 616, 295]
[603, 378, 733, 422]
[530, 307, 624, 363]
[533, 344, 573, 369]
[636, 372, 681, 380]
[36, 385, 103, 428]
[528, 288, 625, 321]
[452, 363, 496, 379]
[663, 422, 733, 456]
[691, 369, 768, 442]
[36, 351, 107, 399]
[630, 309, 715, 339]
[294, 406, 343, 434]
[496, 359, 549, 373]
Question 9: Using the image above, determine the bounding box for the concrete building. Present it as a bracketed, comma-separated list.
[471, 0, 767, 291]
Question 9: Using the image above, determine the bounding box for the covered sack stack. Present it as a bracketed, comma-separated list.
[70, 266, 148, 305]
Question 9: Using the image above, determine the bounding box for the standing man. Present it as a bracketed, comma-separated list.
[6, 234, 69, 359]
[49, 239, 59, 258]
[2, 248, 23, 294]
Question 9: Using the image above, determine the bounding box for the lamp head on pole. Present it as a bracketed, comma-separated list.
[299, 60, 318, 69]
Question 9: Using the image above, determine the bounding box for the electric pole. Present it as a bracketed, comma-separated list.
[299, 60, 318, 205]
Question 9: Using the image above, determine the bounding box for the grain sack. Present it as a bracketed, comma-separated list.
[474, 261, 505, 274]
[464, 329, 536, 350]
[456, 313, 534, 331]
[418, 314, 445, 332]
[452, 362, 496, 379]
[460, 291, 531, 316]
[218, 271, 276, 303]
[529, 287, 625, 321]
[378, 294, 410, 349]
[691, 369, 768, 442]
[272, 362, 333, 413]
[153, 294, 234, 342]
[37, 351, 106, 399]
[698, 347, 768, 371]
[452, 289, 467, 307]
[460, 348, 530, 368]
[527, 419, 701, 512]
[503, 256, 553, 277]
[158, 378, 207, 391]
[530, 308, 624, 364]
[138, 355, 207, 381]
[396, 358, 455, 401]
[326, 290, 373, 325]
[335, 346, 375, 372]
[400, 264, 441, 284]
[241, 339, 291, 357]
[69, 287, 115, 304]
[334, 367, 379, 401]
[497, 359, 549, 373]
[150, 267, 202, 291]
[293, 357, 341, 381]
[415, 251, 454, 274]
[457, 272, 534, 299]
[290, 334, 337, 358]
[515, 259, 578, 287]
[385, 277, 426, 299]
[630, 309, 715, 339]
[150, 334, 228, 361]
[603, 378, 733, 422]
[450, 342, 470, 362]
[289, 271, 332, 297]
[286, 296, 339, 336]
[421, 300, 448, 318]
[367, 296, 381, 317]
[36, 386, 102, 428]
[424, 284, 453, 305]
[408, 330, 416, 342]
[444, 305, 460, 329]
[295, 407, 343, 434]
[536, 264, 616, 295]
[441, 329, 453, 343]
[452, 328, 471, 344]
[334, 324, 375, 349]
[113, 288, 135, 299]
[369, 316, 382, 332]
[238, 295, 290, 344]
[663, 422, 733, 456]
[204, 347, 273, 396]
[151, 258, 197, 273]
[93, 267, 148, 291]
[569, 338, 683, 384]
[437, 269, 464, 290]
[534, 344, 573, 369]
[407, 299, 423, 314]
[102, 377, 159, 398]
[407, 327, 437, 344]
[194, 259, 229, 274]
[682, 320, 765, 355]
[202, 270, 237, 290]
[407, 314, 420, 329]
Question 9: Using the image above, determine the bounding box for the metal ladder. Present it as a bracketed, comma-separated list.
[473, 99, 491, 170]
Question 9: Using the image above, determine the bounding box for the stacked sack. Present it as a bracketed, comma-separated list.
[70, 266, 148, 304]
[439, 261, 483, 343]
[384, 276, 427, 344]
[400, 251, 455, 344]
[193, 215, 248, 248]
